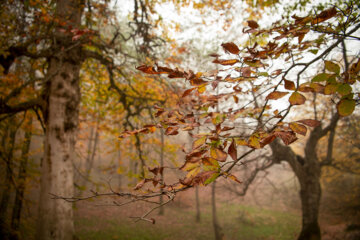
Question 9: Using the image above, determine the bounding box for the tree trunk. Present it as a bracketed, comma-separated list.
[0, 120, 17, 238]
[159, 129, 164, 215]
[11, 116, 33, 233]
[36, 1, 83, 239]
[212, 181, 223, 240]
[298, 174, 321, 240]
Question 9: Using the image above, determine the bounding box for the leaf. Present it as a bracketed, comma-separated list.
[228, 174, 242, 184]
[136, 65, 158, 74]
[182, 88, 196, 98]
[310, 83, 325, 93]
[266, 91, 289, 100]
[337, 84, 352, 96]
[274, 131, 298, 145]
[324, 83, 338, 95]
[297, 119, 321, 127]
[325, 60, 340, 74]
[312, 7, 337, 24]
[221, 42, 240, 54]
[260, 134, 276, 147]
[247, 20, 259, 29]
[289, 122, 307, 136]
[202, 157, 220, 171]
[337, 99, 355, 117]
[134, 179, 146, 190]
[165, 126, 179, 135]
[228, 139, 237, 161]
[212, 59, 239, 66]
[311, 73, 331, 82]
[289, 92, 306, 105]
[203, 172, 220, 185]
[284, 80, 295, 90]
[193, 136, 207, 150]
[210, 147, 227, 162]
[180, 162, 200, 171]
[248, 134, 261, 149]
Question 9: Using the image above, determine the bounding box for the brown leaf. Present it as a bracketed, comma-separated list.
[221, 42, 240, 55]
[228, 139, 237, 161]
[247, 20, 259, 29]
[212, 59, 239, 66]
[266, 91, 289, 100]
[289, 92, 306, 105]
[182, 88, 196, 98]
[312, 7, 337, 24]
[228, 174, 242, 184]
[284, 80, 295, 90]
[136, 65, 158, 74]
[274, 131, 298, 145]
[289, 122, 307, 136]
[297, 119, 321, 127]
[193, 136, 207, 150]
[133, 179, 146, 190]
[165, 126, 179, 135]
[260, 134, 276, 147]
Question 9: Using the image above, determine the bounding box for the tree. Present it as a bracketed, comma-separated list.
[125, 2, 360, 239]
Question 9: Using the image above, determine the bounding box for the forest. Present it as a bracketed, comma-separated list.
[0, 0, 359, 239]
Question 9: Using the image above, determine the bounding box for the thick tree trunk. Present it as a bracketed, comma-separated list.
[0, 121, 17, 238]
[11, 116, 33, 233]
[298, 174, 321, 240]
[36, 1, 83, 239]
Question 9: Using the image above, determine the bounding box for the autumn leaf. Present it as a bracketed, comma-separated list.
[337, 84, 352, 96]
[337, 99, 355, 117]
[312, 7, 337, 24]
[284, 80, 295, 90]
[134, 179, 147, 190]
[210, 147, 227, 162]
[325, 61, 340, 74]
[136, 65, 158, 74]
[221, 42, 240, 55]
[274, 131, 298, 145]
[289, 122, 307, 136]
[311, 73, 331, 82]
[182, 88, 196, 98]
[228, 174, 242, 184]
[165, 126, 179, 135]
[247, 20, 259, 29]
[202, 157, 220, 171]
[248, 134, 261, 149]
[289, 92, 306, 105]
[212, 59, 239, 66]
[193, 136, 207, 150]
[266, 91, 289, 100]
[228, 139, 237, 161]
[297, 119, 321, 127]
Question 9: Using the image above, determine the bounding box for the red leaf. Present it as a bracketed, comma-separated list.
[274, 131, 298, 145]
[297, 119, 321, 127]
[221, 42, 240, 55]
[247, 20, 259, 29]
[228, 139, 237, 161]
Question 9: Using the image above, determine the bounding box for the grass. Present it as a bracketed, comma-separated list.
[74, 202, 301, 240]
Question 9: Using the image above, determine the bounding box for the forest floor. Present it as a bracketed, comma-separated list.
[74, 199, 301, 240]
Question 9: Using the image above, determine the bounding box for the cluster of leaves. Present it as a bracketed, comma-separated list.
[122, 4, 360, 191]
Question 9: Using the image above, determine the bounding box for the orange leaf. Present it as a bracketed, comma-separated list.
[266, 91, 289, 100]
[182, 88, 196, 98]
[212, 59, 239, 66]
[210, 147, 227, 162]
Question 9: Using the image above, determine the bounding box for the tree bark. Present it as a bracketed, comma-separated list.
[11, 115, 33, 233]
[36, 1, 84, 239]
[159, 128, 165, 215]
